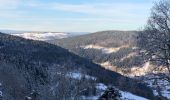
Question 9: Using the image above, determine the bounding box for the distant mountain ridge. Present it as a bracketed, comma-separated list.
[0, 29, 89, 41]
[12, 32, 69, 41]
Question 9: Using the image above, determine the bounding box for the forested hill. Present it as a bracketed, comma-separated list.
[51, 30, 137, 47]
[0, 32, 154, 99]
[49, 30, 143, 69]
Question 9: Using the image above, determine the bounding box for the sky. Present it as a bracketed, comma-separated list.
[0, 0, 158, 32]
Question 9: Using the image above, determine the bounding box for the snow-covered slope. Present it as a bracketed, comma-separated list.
[95, 83, 148, 100]
[66, 72, 149, 100]
[137, 74, 170, 99]
[120, 91, 148, 100]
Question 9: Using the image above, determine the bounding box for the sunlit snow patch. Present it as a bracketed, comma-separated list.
[66, 72, 96, 80]
[81, 44, 129, 54]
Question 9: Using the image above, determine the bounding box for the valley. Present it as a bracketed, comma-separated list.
[2, 30, 169, 99]
[49, 30, 170, 99]
[0, 32, 155, 100]
[1, 0, 170, 99]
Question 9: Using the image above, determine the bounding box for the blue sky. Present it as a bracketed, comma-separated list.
[0, 0, 157, 32]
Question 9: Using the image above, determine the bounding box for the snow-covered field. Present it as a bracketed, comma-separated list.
[81, 44, 129, 54]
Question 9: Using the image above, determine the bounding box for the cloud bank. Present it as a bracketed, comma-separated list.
[0, 0, 156, 32]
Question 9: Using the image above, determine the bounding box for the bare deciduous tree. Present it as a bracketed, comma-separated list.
[137, 0, 170, 81]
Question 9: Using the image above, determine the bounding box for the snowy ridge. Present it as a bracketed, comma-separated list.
[10, 32, 89, 41]
[12, 32, 69, 41]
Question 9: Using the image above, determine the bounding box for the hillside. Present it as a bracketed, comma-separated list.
[0, 32, 155, 99]
[49, 31, 145, 74]
[50, 30, 167, 75]
[49, 30, 170, 99]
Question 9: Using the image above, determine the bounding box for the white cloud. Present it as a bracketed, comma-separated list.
[0, 0, 21, 9]
[0, 0, 157, 32]
[48, 3, 152, 18]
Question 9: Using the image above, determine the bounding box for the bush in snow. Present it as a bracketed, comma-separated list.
[98, 87, 121, 100]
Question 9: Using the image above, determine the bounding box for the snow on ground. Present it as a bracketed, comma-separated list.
[120, 52, 137, 61]
[12, 32, 69, 41]
[100, 61, 153, 76]
[96, 83, 107, 90]
[120, 91, 148, 100]
[10, 32, 89, 41]
[95, 83, 148, 100]
[81, 44, 129, 54]
[100, 61, 170, 99]
[83, 94, 148, 100]
[138, 74, 170, 99]
[66, 72, 96, 80]
[67, 72, 150, 100]
[100, 61, 167, 77]
[0, 83, 2, 97]
[81, 96, 98, 100]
